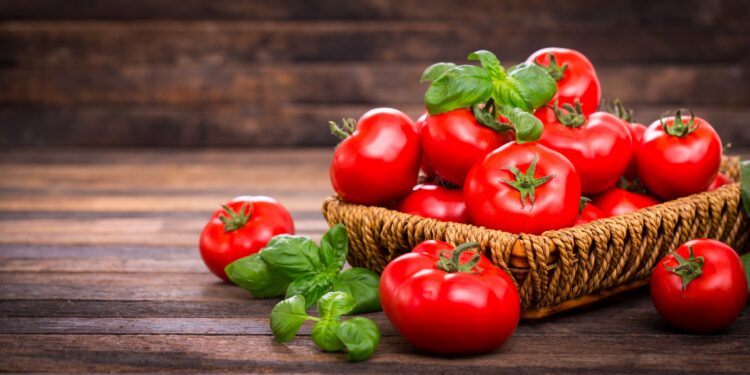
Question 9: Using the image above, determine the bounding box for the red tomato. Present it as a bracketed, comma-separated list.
[330, 108, 421, 205]
[415, 113, 437, 179]
[592, 187, 660, 217]
[707, 172, 733, 191]
[380, 240, 520, 354]
[395, 184, 470, 224]
[421, 108, 512, 186]
[650, 239, 748, 333]
[464, 142, 581, 234]
[527, 47, 601, 116]
[622, 121, 647, 180]
[636, 112, 722, 200]
[576, 199, 606, 225]
[535, 103, 633, 194]
[199, 196, 295, 281]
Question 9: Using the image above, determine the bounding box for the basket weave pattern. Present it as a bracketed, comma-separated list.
[322, 157, 749, 318]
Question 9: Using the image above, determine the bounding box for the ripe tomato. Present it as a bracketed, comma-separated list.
[330, 108, 421, 205]
[464, 142, 581, 234]
[415, 112, 437, 179]
[395, 184, 470, 224]
[535, 102, 633, 194]
[576, 198, 606, 225]
[636, 112, 722, 200]
[199, 196, 295, 281]
[421, 108, 512, 186]
[592, 186, 660, 217]
[380, 240, 520, 354]
[650, 239, 748, 333]
[527, 47, 601, 116]
[622, 121, 647, 180]
[707, 172, 733, 191]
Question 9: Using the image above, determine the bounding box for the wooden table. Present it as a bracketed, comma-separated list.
[1, 148, 748, 373]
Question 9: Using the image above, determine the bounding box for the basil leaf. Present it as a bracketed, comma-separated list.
[467, 50, 503, 80]
[225, 254, 290, 298]
[270, 295, 309, 343]
[504, 63, 558, 111]
[317, 291, 356, 319]
[333, 268, 381, 314]
[312, 319, 345, 352]
[319, 224, 348, 272]
[741, 160, 750, 218]
[259, 235, 323, 279]
[499, 106, 544, 144]
[741, 253, 750, 292]
[425, 65, 492, 115]
[420, 62, 456, 83]
[286, 273, 334, 308]
[335, 317, 380, 362]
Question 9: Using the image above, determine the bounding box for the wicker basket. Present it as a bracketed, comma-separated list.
[322, 156, 749, 319]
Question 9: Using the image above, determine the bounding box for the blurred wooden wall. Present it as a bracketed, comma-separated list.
[1, 0, 748, 148]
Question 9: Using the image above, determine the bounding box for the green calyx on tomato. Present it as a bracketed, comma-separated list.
[579, 196, 592, 215]
[435, 242, 482, 274]
[660, 109, 698, 137]
[617, 177, 648, 195]
[421, 49, 557, 143]
[664, 246, 704, 290]
[471, 99, 513, 133]
[219, 203, 253, 232]
[535, 53, 568, 81]
[552, 99, 586, 128]
[605, 98, 634, 122]
[329, 118, 357, 140]
[501, 154, 555, 207]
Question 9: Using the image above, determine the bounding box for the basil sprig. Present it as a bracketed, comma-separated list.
[270, 292, 380, 362]
[225, 224, 381, 314]
[422, 49, 557, 143]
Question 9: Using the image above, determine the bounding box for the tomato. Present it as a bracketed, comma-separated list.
[707, 172, 733, 191]
[592, 186, 660, 217]
[330, 108, 421, 205]
[199, 196, 295, 281]
[650, 239, 748, 333]
[395, 184, 470, 224]
[380, 240, 520, 354]
[576, 198, 606, 225]
[636, 112, 722, 200]
[527, 47, 601, 116]
[415, 113, 437, 179]
[622, 121, 647, 180]
[421, 108, 512, 186]
[464, 142, 581, 234]
[535, 102, 633, 194]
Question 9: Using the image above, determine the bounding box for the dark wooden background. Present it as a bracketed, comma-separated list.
[1, 0, 749, 148]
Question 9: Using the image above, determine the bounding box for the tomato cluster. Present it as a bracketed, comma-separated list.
[329, 47, 727, 235]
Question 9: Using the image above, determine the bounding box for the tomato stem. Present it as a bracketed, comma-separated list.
[617, 177, 648, 195]
[552, 99, 587, 128]
[329, 118, 357, 140]
[219, 202, 253, 232]
[537, 53, 568, 81]
[471, 99, 513, 133]
[578, 196, 591, 216]
[664, 246, 704, 290]
[435, 242, 483, 274]
[501, 154, 555, 208]
[661, 109, 698, 137]
[606, 99, 634, 122]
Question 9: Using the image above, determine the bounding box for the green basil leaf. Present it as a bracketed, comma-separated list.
[499, 106, 544, 144]
[741, 253, 750, 292]
[317, 291, 356, 319]
[270, 295, 309, 343]
[225, 254, 290, 298]
[286, 273, 334, 308]
[259, 235, 323, 279]
[311, 319, 345, 352]
[319, 224, 348, 272]
[505, 63, 558, 111]
[333, 268, 381, 314]
[420, 62, 456, 83]
[741, 160, 750, 218]
[425, 65, 492, 115]
[467, 50, 503, 81]
[335, 317, 380, 362]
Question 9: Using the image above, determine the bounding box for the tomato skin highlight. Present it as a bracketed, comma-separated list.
[536, 107, 633, 194]
[380, 240, 520, 354]
[650, 239, 748, 333]
[636, 115, 722, 200]
[199, 196, 295, 281]
[330, 108, 421, 205]
[527, 47, 601, 116]
[592, 187, 660, 217]
[707, 172, 733, 191]
[421, 108, 512, 186]
[396, 184, 470, 224]
[464, 142, 581, 234]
